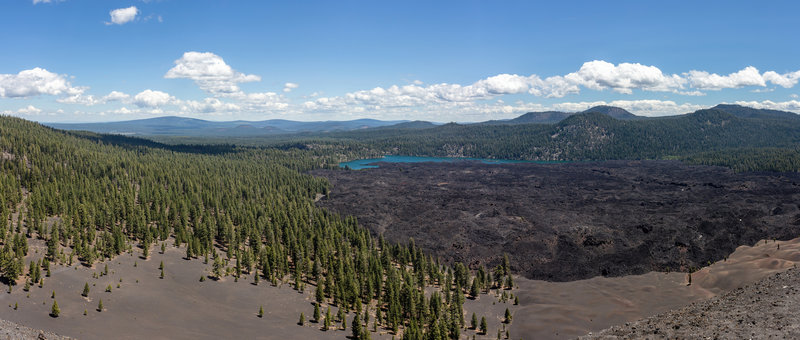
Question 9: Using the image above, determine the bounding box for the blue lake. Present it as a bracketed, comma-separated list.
[339, 155, 539, 170]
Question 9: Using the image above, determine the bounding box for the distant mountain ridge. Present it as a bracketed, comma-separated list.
[44, 104, 798, 137]
[46, 117, 410, 137]
[482, 105, 638, 125]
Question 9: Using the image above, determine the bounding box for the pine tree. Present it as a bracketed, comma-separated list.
[480, 316, 488, 335]
[324, 306, 332, 330]
[315, 284, 324, 303]
[160, 268, 165, 279]
[212, 253, 224, 279]
[82, 282, 90, 297]
[258, 305, 264, 318]
[313, 303, 321, 323]
[470, 277, 480, 298]
[471, 312, 478, 329]
[97, 299, 104, 312]
[351, 312, 362, 340]
[298, 312, 305, 325]
[50, 299, 60, 317]
[504, 308, 512, 323]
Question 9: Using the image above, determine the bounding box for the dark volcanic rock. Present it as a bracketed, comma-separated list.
[312, 160, 800, 281]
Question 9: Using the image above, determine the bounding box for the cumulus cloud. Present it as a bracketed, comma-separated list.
[303, 61, 702, 113]
[686, 66, 766, 90]
[564, 60, 686, 94]
[102, 91, 130, 102]
[2, 105, 43, 116]
[180, 98, 241, 114]
[763, 70, 800, 88]
[0, 67, 84, 98]
[57, 94, 100, 105]
[133, 89, 174, 107]
[107, 6, 139, 25]
[112, 107, 135, 115]
[730, 100, 800, 113]
[56, 90, 131, 106]
[283, 82, 299, 92]
[528, 75, 581, 98]
[165, 52, 260, 95]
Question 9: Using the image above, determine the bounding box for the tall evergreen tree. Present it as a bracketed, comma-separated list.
[50, 300, 60, 317]
[351, 312, 362, 340]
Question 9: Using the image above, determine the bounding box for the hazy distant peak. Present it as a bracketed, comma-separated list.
[581, 106, 636, 119]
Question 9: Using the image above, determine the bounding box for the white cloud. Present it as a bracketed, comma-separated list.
[730, 100, 800, 113]
[57, 94, 100, 105]
[686, 66, 766, 90]
[763, 71, 800, 88]
[0, 67, 84, 98]
[112, 107, 135, 115]
[180, 98, 241, 114]
[2, 105, 43, 116]
[102, 91, 130, 102]
[563, 60, 686, 94]
[528, 75, 581, 98]
[283, 82, 299, 92]
[133, 89, 174, 107]
[165, 52, 261, 95]
[56, 90, 131, 106]
[33, 0, 62, 4]
[108, 6, 139, 25]
[791, 94, 799, 99]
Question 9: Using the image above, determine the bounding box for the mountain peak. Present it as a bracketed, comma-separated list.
[582, 106, 637, 119]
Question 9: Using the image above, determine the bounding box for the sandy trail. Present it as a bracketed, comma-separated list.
[509, 237, 800, 339]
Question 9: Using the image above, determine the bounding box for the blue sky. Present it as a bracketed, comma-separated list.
[1, 0, 799, 122]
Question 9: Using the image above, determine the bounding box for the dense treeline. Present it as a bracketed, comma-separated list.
[683, 147, 800, 172]
[0, 115, 512, 339]
[320, 110, 800, 161]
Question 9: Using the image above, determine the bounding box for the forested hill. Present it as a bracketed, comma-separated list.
[0, 115, 509, 338]
[321, 107, 800, 165]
